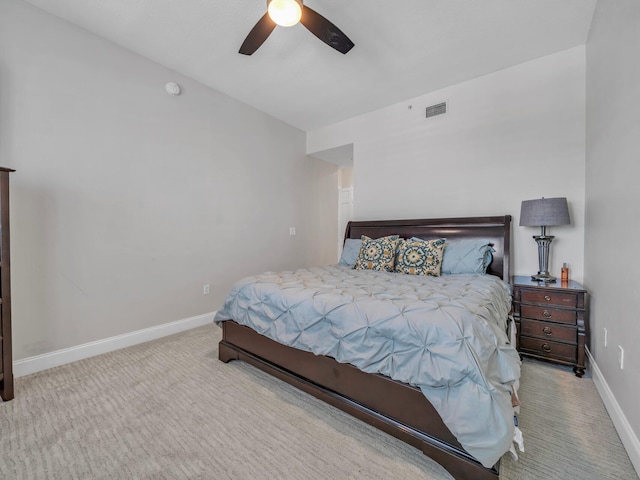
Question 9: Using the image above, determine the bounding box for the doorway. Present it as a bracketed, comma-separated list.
[338, 167, 354, 256]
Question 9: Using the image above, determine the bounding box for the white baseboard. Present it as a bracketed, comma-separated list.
[13, 311, 216, 378]
[586, 347, 640, 476]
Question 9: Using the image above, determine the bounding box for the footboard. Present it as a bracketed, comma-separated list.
[219, 320, 500, 480]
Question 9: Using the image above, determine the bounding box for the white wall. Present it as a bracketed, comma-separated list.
[0, 0, 337, 360]
[308, 47, 587, 283]
[586, 0, 640, 469]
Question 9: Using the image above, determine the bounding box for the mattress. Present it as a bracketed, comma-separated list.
[214, 265, 521, 467]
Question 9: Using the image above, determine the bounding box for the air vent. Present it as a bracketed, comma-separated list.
[426, 102, 447, 118]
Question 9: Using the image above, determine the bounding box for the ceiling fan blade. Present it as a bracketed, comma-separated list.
[300, 5, 354, 54]
[239, 12, 277, 55]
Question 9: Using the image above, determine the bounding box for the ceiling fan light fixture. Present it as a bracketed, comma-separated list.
[267, 0, 302, 27]
[239, 0, 353, 56]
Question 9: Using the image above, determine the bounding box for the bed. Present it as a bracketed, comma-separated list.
[215, 215, 519, 480]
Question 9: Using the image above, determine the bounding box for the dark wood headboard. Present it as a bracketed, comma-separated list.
[344, 215, 511, 280]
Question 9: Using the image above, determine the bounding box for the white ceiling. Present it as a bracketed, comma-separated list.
[23, 0, 597, 132]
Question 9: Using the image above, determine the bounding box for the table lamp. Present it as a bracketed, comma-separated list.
[519, 197, 570, 283]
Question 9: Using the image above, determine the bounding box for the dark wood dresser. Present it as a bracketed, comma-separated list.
[0, 167, 14, 401]
[512, 275, 588, 377]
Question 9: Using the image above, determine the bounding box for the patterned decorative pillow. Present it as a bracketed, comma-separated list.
[354, 235, 400, 272]
[395, 238, 446, 276]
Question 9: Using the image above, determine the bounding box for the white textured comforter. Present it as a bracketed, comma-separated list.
[214, 265, 521, 467]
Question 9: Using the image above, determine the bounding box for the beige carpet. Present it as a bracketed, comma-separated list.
[1, 324, 637, 480]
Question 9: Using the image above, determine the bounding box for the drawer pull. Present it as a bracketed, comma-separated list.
[543, 326, 552, 336]
[544, 295, 551, 301]
[542, 343, 552, 353]
[543, 310, 552, 318]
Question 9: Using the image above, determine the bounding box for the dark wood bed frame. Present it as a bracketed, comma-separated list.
[219, 215, 512, 480]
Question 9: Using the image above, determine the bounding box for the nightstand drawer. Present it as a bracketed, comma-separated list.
[520, 319, 576, 344]
[521, 305, 576, 325]
[520, 336, 577, 363]
[521, 290, 578, 308]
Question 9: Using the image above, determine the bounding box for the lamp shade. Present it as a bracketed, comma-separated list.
[519, 197, 570, 227]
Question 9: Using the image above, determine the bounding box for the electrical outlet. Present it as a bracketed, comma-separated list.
[289, 226, 296, 236]
[618, 345, 624, 370]
[203, 284, 210, 295]
[604, 327, 608, 348]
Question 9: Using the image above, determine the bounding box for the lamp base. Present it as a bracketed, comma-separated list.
[531, 273, 557, 283]
[531, 233, 556, 283]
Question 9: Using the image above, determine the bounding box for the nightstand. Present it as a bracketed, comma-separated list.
[512, 275, 589, 377]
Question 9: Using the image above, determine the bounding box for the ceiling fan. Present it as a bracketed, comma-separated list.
[239, 0, 354, 56]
